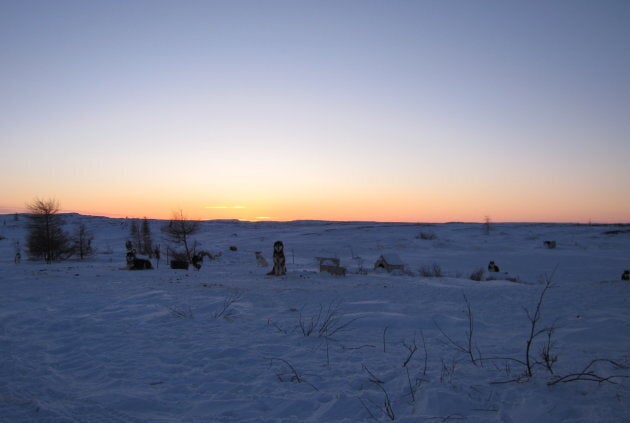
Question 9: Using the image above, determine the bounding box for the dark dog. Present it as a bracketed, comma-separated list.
[192, 254, 203, 270]
[622, 270, 630, 281]
[267, 241, 286, 276]
[127, 251, 152, 270]
[488, 261, 500, 272]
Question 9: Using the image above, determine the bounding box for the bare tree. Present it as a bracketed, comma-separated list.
[73, 222, 94, 260]
[128, 217, 154, 256]
[483, 215, 492, 235]
[129, 219, 141, 253]
[162, 210, 200, 261]
[26, 197, 72, 263]
[141, 217, 154, 257]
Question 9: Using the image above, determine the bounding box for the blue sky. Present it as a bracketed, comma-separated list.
[1, 0, 629, 222]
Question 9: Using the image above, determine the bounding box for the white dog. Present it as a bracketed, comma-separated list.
[255, 251, 268, 267]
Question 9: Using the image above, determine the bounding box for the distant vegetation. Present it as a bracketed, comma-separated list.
[162, 210, 200, 262]
[128, 217, 155, 257]
[24, 197, 94, 262]
[25, 198, 73, 263]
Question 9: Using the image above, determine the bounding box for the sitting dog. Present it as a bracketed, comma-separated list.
[127, 251, 152, 270]
[14, 252, 21, 264]
[488, 261, 500, 272]
[255, 251, 268, 267]
[267, 241, 286, 276]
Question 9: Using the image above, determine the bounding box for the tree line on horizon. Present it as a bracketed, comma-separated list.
[20, 197, 200, 264]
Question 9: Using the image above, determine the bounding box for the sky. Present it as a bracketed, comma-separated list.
[1, 0, 629, 223]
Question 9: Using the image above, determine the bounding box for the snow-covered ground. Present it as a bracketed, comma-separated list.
[1, 214, 629, 422]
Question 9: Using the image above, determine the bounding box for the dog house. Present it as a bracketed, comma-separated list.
[317, 257, 346, 276]
[374, 253, 405, 272]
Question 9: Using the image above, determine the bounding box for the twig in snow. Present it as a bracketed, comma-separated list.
[213, 290, 242, 320]
[362, 365, 395, 420]
[548, 358, 630, 385]
[402, 336, 418, 368]
[434, 295, 480, 366]
[168, 305, 193, 319]
[523, 269, 555, 377]
[420, 330, 428, 376]
[298, 299, 361, 339]
[362, 364, 384, 385]
[265, 357, 319, 391]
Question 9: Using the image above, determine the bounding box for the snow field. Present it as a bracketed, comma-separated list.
[1, 216, 629, 422]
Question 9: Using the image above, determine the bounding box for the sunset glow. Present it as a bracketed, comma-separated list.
[1, 1, 629, 223]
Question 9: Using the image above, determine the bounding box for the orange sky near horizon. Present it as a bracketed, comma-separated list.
[2, 183, 627, 223]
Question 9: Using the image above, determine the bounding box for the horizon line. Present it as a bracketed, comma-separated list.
[1, 210, 628, 226]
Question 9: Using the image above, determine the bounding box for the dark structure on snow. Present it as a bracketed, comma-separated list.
[374, 254, 405, 273]
[317, 257, 346, 276]
[170, 260, 189, 270]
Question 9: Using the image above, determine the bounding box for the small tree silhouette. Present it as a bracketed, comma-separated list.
[162, 210, 200, 262]
[483, 216, 492, 235]
[141, 217, 154, 257]
[25, 197, 72, 263]
[73, 222, 94, 260]
[129, 219, 141, 252]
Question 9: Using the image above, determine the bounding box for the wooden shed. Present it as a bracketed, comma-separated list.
[374, 253, 405, 272]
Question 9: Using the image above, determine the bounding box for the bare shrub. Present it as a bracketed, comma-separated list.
[485, 269, 558, 381]
[548, 359, 630, 385]
[266, 357, 319, 391]
[213, 291, 242, 320]
[435, 295, 481, 366]
[402, 337, 418, 368]
[539, 327, 558, 374]
[162, 210, 201, 262]
[440, 357, 457, 384]
[416, 231, 436, 240]
[360, 365, 395, 421]
[298, 300, 359, 339]
[420, 262, 443, 277]
[168, 305, 193, 319]
[469, 268, 484, 281]
[523, 272, 554, 377]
